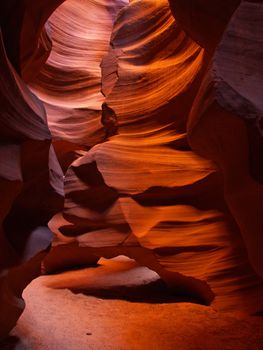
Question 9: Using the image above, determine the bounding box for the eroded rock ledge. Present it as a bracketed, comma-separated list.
[0, 0, 263, 318]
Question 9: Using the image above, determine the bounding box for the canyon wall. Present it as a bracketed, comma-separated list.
[1, 0, 263, 314]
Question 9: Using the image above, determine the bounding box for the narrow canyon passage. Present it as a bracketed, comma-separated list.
[0, 0, 263, 348]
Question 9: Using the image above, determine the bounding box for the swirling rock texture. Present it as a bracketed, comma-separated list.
[0, 31, 63, 268]
[1, 0, 263, 323]
[170, 0, 263, 287]
[187, 0, 263, 277]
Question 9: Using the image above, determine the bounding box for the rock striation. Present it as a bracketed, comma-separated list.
[0, 1, 263, 338]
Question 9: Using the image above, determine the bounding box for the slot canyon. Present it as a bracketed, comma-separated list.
[0, 0, 263, 348]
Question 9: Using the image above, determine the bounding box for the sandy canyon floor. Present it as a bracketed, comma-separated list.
[1, 256, 262, 350]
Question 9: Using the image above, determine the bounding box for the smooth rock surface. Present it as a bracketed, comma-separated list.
[1, 0, 263, 341]
[8, 257, 263, 350]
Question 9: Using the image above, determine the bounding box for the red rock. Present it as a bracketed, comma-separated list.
[1, 0, 263, 341]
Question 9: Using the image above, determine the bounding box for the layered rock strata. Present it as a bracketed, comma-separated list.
[0, 0, 262, 322]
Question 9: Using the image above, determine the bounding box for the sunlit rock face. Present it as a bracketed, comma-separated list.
[30, 0, 128, 148]
[1, 0, 263, 314]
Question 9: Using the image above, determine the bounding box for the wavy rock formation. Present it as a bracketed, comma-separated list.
[0, 28, 64, 268]
[0, 1, 66, 82]
[30, 0, 128, 148]
[0, 0, 263, 333]
[168, 0, 241, 54]
[43, 0, 263, 313]
[214, 0, 263, 181]
[182, 0, 263, 280]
